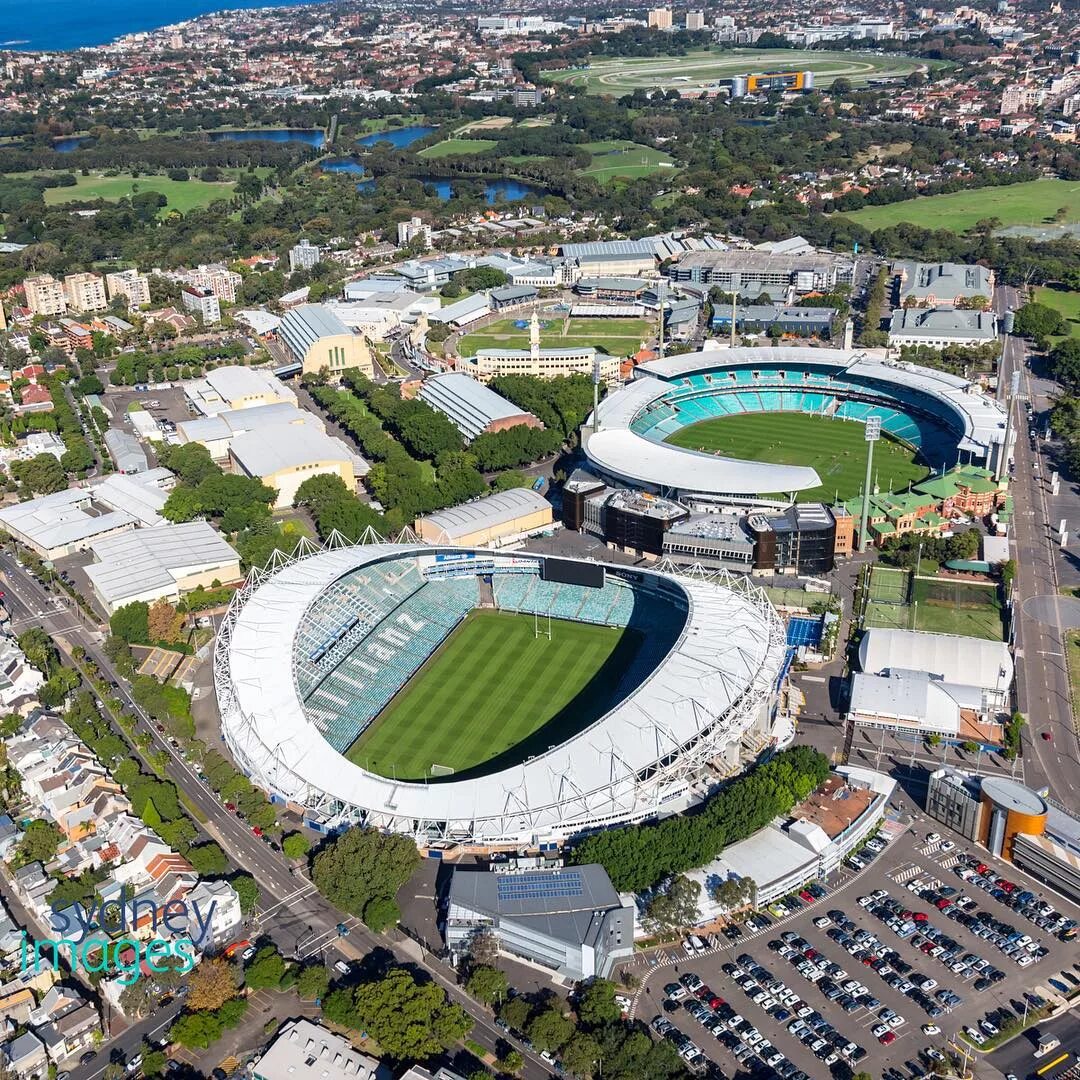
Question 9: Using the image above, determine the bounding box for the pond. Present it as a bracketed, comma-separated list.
[54, 136, 93, 152]
[321, 158, 366, 175]
[357, 175, 542, 204]
[356, 125, 436, 149]
[208, 129, 326, 147]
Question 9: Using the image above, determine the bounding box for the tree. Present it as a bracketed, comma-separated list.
[311, 827, 419, 922]
[499, 1049, 524, 1074]
[343, 967, 472, 1060]
[526, 1008, 574, 1054]
[576, 978, 621, 1026]
[281, 832, 310, 860]
[18, 629, 58, 675]
[11, 453, 66, 494]
[18, 819, 63, 864]
[169, 1011, 224, 1050]
[561, 1033, 602, 1077]
[296, 964, 331, 1001]
[465, 965, 508, 1006]
[147, 600, 183, 643]
[498, 996, 532, 1034]
[231, 873, 260, 917]
[362, 895, 400, 932]
[110, 602, 150, 645]
[1013, 301, 1067, 340]
[244, 945, 287, 990]
[644, 874, 701, 934]
[186, 957, 240, 1012]
[187, 842, 228, 876]
[467, 929, 500, 968]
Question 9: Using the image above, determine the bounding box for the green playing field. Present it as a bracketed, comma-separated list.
[457, 315, 653, 358]
[664, 411, 929, 503]
[345, 609, 642, 781]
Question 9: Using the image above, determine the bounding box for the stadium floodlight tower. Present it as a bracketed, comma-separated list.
[859, 415, 881, 553]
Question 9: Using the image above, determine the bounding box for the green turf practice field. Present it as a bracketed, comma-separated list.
[840, 178, 1080, 233]
[457, 314, 653, 358]
[868, 565, 910, 604]
[546, 48, 937, 95]
[664, 411, 929, 503]
[1034, 285, 1080, 340]
[578, 140, 676, 184]
[417, 138, 496, 158]
[42, 172, 237, 213]
[346, 610, 642, 781]
[911, 576, 1004, 640]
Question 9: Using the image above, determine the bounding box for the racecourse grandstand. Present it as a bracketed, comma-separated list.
[585, 347, 1010, 505]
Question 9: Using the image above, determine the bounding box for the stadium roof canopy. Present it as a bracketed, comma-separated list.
[217, 543, 786, 844]
[584, 347, 1009, 498]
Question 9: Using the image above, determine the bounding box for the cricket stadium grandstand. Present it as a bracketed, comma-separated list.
[214, 541, 788, 847]
[583, 347, 1011, 508]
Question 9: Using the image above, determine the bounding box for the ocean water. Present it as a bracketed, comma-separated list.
[0, 0, 317, 51]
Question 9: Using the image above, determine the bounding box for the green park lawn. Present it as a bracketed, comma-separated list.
[840, 178, 1080, 233]
[346, 610, 642, 780]
[417, 138, 497, 158]
[577, 140, 676, 184]
[458, 315, 654, 358]
[664, 411, 928, 503]
[1034, 285, 1080, 340]
[43, 172, 237, 213]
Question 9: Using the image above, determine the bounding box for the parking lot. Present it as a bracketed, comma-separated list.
[630, 822, 1080, 1080]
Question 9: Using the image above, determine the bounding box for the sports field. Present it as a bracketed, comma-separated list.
[578, 140, 676, 184]
[43, 172, 237, 213]
[664, 412, 928, 503]
[546, 48, 935, 95]
[346, 610, 642, 781]
[841, 178, 1080, 233]
[457, 314, 653, 358]
[862, 568, 1004, 639]
[417, 138, 496, 158]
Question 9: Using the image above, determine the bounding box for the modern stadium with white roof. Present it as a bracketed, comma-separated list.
[583, 347, 1010, 506]
[215, 540, 788, 847]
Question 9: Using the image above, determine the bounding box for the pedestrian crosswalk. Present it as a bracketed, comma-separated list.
[890, 864, 923, 884]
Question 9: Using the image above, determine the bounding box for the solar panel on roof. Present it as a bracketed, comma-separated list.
[496, 871, 584, 903]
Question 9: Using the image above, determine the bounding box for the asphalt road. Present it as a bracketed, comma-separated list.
[994, 285, 1080, 802]
[0, 555, 555, 1080]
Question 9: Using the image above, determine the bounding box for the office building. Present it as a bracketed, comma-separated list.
[62, 273, 107, 313]
[289, 239, 322, 273]
[670, 249, 852, 297]
[711, 303, 838, 339]
[105, 269, 151, 309]
[278, 304, 374, 379]
[180, 286, 221, 324]
[925, 769, 1080, 906]
[686, 10, 705, 29]
[253, 1020, 378, 1080]
[647, 7, 673, 29]
[396, 216, 432, 249]
[23, 275, 67, 317]
[444, 864, 634, 981]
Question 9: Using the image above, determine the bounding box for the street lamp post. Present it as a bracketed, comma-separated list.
[859, 416, 882, 554]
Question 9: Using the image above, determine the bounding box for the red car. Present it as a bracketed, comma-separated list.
[1000, 881, 1016, 893]
[913, 912, 928, 922]
[936, 899, 952, 910]
[1042, 731, 1053, 741]
[879, 1031, 896, 1046]
[707, 995, 723, 1010]
[920, 942, 934, 954]
[252, 826, 263, 837]
[976, 864, 989, 875]
[799, 890, 814, 902]
[804, 948, 819, 960]
[224, 802, 236, 811]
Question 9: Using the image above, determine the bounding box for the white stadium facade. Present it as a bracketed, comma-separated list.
[584, 347, 1011, 507]
[215, 540, 788, 847]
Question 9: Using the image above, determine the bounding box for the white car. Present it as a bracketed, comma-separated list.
[980, 1019, 999, 1037]
[940, 840, 955, 852]
[922, 1024, 941, 1035]
[813, 916, 831, 928]
[964, 1027, 986, 1046]
[872, 1024, 889, 1039]
[888, 1015, 906, 1029]
[927, 832, 942, 844]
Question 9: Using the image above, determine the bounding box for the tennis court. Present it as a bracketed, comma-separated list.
[868, 565, 911, 605]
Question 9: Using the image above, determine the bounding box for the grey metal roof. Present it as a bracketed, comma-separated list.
[421, 488, 549, 539]
[889, 307, 997, 337]
[430, 293, 489, 323]
[84, 521, 238, 605]
[103, 428, 147, 473]
[229, 423, 356, 477]
[896, 261, 993, 302]
[417, 372, 533, 441]
[279, 305, 352, 360]
[857, 628, 1012, 691]
[559, 239, 659, 258]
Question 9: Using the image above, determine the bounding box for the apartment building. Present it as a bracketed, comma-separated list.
[62, 273, 108, 313]
[647, 7, 673, 28]
[23, 275, 67, 317]
[105, 268, 151, 309]
[180, 286, 222, 324]
[397, 216, 432, 249]
[289, 239, 322, 273]
[190, 263, 241, 303]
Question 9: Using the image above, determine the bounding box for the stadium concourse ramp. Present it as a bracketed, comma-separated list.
[216, 542, 790, 846]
